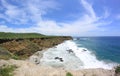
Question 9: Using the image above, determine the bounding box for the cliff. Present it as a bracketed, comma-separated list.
[0, 32, 72, 59]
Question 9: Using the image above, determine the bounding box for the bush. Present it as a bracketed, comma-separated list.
[0, 65, 16, 76]
[11, 55, 19, 60]
[115, 66, 120, 74]
[66, 72, 73, 76]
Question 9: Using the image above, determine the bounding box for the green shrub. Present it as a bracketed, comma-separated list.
[11, 55, 19, 60]
[0, 65, 16, 76]
[115, 66, 120, 73]
[66, 72, 73, 76]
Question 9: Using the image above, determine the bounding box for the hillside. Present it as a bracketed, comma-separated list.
[0, 32, 45, 39]
[0, 32, 72, 59]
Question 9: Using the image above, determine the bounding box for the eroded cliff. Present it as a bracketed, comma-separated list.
[0, 36, 72, 59]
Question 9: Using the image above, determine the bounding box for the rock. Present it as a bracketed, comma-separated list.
[54, 57, 64, 62]
[59, 58, 64, 62]
[29, 56, 40, 64]
[66, 49, 73, 53]
[55, 57, 59, 59]
[83, 49, 87, 52]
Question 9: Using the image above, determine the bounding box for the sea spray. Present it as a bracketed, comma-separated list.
[66, 41, 117, 69]
[40, 40, 117, 70]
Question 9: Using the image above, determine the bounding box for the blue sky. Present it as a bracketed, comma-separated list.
[0, 0, 120, 36]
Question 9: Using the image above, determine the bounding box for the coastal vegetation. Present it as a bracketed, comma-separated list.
[0, 32, 70, 39]
[0, 65, 16, 76]
[66, 72, 73, 76]
[115, 66, 120, 73]
[0, 32, 45, 39]
[115, 66, 120, 76]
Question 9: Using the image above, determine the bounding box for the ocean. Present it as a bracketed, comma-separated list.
[40, 37, 119, 70]
[74, 37, 120, 63]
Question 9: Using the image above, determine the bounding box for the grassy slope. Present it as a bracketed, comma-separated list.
[0, 32, 46, 59]
[0, 32, 72, 60]
[0, 32, 46, 39]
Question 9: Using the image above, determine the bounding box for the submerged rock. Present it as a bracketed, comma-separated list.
[55, 57, 64, 62]
[82, 49, 87, 52]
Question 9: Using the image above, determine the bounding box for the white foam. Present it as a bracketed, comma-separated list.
[40, 40, 117, 70]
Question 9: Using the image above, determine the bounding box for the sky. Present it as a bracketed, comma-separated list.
[0, 0, 120, 36]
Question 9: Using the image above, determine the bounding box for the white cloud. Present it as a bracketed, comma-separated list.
[0, 0, 111, 36]
[80, 0, 96, 20]
[0, 0, 58, 24]
[0, 25, 13, 32]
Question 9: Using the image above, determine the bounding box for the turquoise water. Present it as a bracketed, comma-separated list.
[74, 37, 120, 63]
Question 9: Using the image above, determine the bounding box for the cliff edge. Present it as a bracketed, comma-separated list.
[0, 32, 72, 59]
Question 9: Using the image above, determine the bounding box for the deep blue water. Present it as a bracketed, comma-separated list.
[74, 37, 120, 63]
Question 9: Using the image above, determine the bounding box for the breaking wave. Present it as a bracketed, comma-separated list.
[40, 40, 117, 70]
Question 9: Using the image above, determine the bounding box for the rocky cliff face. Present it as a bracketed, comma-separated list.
[0, 36, 72, 59]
